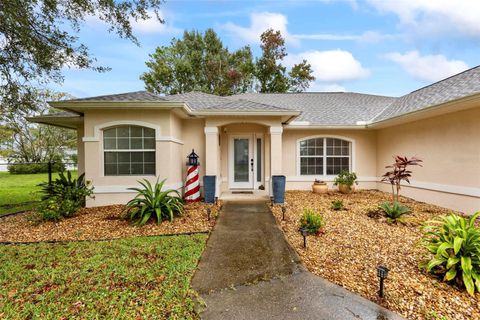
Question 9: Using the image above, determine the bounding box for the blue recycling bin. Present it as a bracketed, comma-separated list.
[272, 175, 286, 204]
[203, 175, 216, 204]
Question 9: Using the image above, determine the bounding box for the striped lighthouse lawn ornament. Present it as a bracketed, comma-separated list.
[185, 149, 201, 202]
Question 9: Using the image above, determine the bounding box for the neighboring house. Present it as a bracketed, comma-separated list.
[29, 67, 480, 213]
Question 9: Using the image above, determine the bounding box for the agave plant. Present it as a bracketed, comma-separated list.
[379, 201, 410, 223]
[125, 179, 184, 225]
[421, 212, 480, 296]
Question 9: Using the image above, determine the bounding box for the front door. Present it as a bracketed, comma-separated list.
[229, 135, 254, 189]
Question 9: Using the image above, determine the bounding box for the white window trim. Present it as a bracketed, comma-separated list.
[101, 124, 158, 177]
[296, 135, 356, 178]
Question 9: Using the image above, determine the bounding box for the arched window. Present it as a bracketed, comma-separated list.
[298, 137, 351, 175]
[103, 125, 155, 176]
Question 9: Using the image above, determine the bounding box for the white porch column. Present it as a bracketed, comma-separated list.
[269, 126, 283, 176]
[204, 126, 220, 195]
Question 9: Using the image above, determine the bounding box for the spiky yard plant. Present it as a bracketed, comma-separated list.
[421, 212, 480, 296]
[125, 179, 184, 226]
[331, 200, 344, 211]
[379, 201, 410, 223]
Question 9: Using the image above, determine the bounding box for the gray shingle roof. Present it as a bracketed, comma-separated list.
[231, 92, 396, 125]
[373, 66, 480, 122]
[54, 66, 480, 126]
[163, 91, 232, 109]
[67, 91, 165, 102]
[199, 99, 294, 112]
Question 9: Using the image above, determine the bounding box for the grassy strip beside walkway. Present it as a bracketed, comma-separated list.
[0, 234, 206, 319]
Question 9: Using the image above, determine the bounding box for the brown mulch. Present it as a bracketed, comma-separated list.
[271, 190, 479, 320]
[0, 201, 222, 243]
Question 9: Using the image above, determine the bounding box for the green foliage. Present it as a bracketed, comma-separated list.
[125, 179, 184, 225]
[1, 1, 164, 116]
[331, 200, 345, 211]
[8, 162, 65, 174]
[299, 208, 325, 234]
[2, 90, 77, 163]
[141, 28, 255, 96]
[0, 234, 206, 318]
[38, 198, 77, 221]
[256, 29, 315, 93]
[38, 171, 93, 220]
[333, 169, 358, 188]
[379, 201, 410, 223]
[421, 212, 480, 296]
[141, 28, 315, 96]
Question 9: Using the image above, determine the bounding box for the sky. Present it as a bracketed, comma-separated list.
[55, 0, 480, 98]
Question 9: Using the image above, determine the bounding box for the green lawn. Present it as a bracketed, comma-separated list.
[0, 234, 206, 319]
[0, 171, 77, 216]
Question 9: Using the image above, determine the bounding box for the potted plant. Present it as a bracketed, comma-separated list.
[312, 179, 328, 194]
[333, 170, 358, 194]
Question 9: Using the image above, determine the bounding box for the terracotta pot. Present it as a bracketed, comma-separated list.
[338, 183, 355, 194]
[312, 182, 328, 194]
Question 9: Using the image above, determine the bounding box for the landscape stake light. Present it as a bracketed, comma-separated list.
[270, 196, 274, 206]
[281, 206, 286, 221]
[377, 265, 390, 298]
[215, 196, 218, 205]
[300, 227, 308, 248]
[207, 208, 211, 221]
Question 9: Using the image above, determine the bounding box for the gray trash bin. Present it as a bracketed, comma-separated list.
[272, 175, 286, 204]
[203, 175, 216, 204]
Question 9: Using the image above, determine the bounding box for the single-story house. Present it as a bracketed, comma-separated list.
[30, 66, 480, 213]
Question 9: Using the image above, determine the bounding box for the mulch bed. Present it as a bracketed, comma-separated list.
[0, 201, 222, 243]
[271, 190, 479, 320]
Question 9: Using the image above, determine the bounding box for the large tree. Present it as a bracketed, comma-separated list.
[141, 28, 315, 96]
[0, 0, 164, 117]
[256, 29, 315, 93]
[1, 90, 76, 163]
[141, 29, 255, 96]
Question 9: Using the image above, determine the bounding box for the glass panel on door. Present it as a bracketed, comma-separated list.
[234, 138, 249, 182]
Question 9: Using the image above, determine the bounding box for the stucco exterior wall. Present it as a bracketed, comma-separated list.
[282, 129, 378, 191]
[82, 109, 184, 207]
[376, 106, 480, 213]
[76, 125, 85, 175]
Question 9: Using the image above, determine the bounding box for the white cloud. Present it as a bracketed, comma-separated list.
[222, 12, 300, 46]
[366, 0, 480, 39]
[385, 51, 469, 82]
[287, 49, 369, 82]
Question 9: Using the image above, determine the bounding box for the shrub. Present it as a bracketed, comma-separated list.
[8, 162, 65, 174]
[331, 200, 344, 211]
[41, 171, 92, 206]
[38, 171, 93, 221]
[299, 209, 325, 234]
[125, 179, 184, 225]
[379, 201, 410, 223]
[420, 212, 480, 296]
[333, 170, 357, 189]
[38, 198, 77, 221]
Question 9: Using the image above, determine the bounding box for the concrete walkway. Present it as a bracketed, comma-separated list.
[192, 201, 403, 320]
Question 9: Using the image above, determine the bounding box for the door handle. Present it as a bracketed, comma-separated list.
[250, 158, 254, 172]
